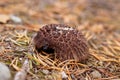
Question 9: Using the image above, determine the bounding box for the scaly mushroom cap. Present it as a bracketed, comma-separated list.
[33, 24, 89, 62]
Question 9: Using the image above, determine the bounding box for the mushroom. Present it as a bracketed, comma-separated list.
[33, 24, 89, 62]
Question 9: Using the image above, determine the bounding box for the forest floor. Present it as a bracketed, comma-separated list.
[0, 0, 120, 80]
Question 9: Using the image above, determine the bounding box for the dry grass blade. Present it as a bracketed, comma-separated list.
[10, 38, 22, 46]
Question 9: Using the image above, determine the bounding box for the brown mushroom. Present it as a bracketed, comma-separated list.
[33, 24, 89, 62]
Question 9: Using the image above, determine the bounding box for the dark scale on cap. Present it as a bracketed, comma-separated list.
[33, 24, 89, 62]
